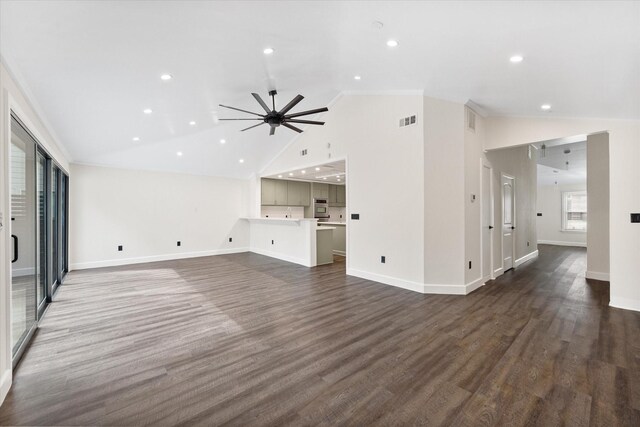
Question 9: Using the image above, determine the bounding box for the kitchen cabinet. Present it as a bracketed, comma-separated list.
[318, 223, 346, 255]
[287, 181, 311, 206]
[328, 184, 346, 207]
[313, 183, 329, 199]
[261, 178, 288, 206]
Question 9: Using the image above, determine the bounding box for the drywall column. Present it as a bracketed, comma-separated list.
[586, 133, 609, 280]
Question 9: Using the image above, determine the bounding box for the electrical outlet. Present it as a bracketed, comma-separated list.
[527, 241, 530, 247]
[271, 240, 274, 245]
[229, 237, 233, 242]
[381, 256, 386, 264]
[177, 241, 181, 247]
[118, 245, 123, 251]
[469, 261, 472, 269]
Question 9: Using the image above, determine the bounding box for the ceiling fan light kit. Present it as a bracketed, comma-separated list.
[219, 90, 329, 136]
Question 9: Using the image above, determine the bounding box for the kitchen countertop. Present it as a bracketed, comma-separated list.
[241, 217, 318, 223]
[316, 226, 336, 231]
[318, 222, 347, 226]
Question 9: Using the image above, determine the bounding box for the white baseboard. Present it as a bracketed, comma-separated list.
[610, 296, 640, 313]
[249, 248, 312, 267]
[585, 271, 610, 281]
[333, 250, 346, 256]
[0, 369, 11, 407]
[347, 268, 468, 295]
[70, 247, 250, 270]
[514, 250, 539, 267]
[465, 277, 485, 294]
[537, 240, 587, 248]
[493, 267, 504, 278]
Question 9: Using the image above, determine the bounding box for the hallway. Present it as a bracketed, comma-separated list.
[0, 245, 638, 426]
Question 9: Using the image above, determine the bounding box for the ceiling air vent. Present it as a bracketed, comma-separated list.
[466, 108, 476, 132]
[398, 115, 417, 128]
[300, 149, 308, 156]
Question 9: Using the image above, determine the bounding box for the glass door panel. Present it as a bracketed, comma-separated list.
[58, 173, 67, 279]
[51, 167, 59, 292]
[37, 152, 47, 308]
[10, 117, 38, 356]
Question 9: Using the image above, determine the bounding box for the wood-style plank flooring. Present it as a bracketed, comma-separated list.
[1, 245, 639, 426]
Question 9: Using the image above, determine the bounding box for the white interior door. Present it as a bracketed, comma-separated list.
[482, 165, 492, 282]
[502, 175, 515, 271]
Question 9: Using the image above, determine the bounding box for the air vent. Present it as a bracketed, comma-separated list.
[398, 115, 417, 127]
[300, 149, 308, 156]
[466, 109, 476, 132]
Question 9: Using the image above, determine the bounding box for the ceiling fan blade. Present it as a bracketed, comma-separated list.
[281, 122, 303, 133]
[241, 122, 266, 132]
[218, 118, 264, 121]
[252, 93, 272, 113]
[269, 126, 275, 136]
[278, 95, 304, 115]
[285, 119, 325, 125]
[219, 104, 264, 117]
[285, 107, 329, 119]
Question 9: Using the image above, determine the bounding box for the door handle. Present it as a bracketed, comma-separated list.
[11, 234, 18, 263]
[511, 226, 515, 230]
[488, 226, 494, 229]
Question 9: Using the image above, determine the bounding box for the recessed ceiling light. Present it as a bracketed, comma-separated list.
[143, 108, 153, 114]
[289, 172, 294, 176]
[177, 151, 183, 156]
[354, 75, 361, 80]
[278, 175, 283, 178]
[189, 121, 196, 126]
[509, 55, 524, 63]
[220, 139, 226, 144]
[301, 170, 306, 174]
[315, 167, 320, 171]
[160, 74, 173, 81]
[323, 177, 327, 180]
[386, 39, 399, 48]
[132, 137, 140, 142]
[541, 104, 552, 111]
[263, 47, 274, 55]
[239, 158, 244, 163]
[337, 179, 341, 182]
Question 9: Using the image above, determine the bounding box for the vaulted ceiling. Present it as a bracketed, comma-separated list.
[2, 1, 639, 178]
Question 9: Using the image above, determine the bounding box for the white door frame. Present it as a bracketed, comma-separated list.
[501, 173, 516, 271]
[481, 160, 494, 281]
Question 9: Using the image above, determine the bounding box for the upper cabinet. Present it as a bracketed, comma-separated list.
[312, 183, 329, 199]
[328, 184, 346, 207]
[261, 178, 310, 206]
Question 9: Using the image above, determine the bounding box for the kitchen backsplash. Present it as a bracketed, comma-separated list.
[328, 207, 346, 222]
[261, 206, 305, 219]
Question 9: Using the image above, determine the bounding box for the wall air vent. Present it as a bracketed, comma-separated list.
[300, 149, 308, 156]
[398, 115, 417, 128]
[466, 108, 476, 132]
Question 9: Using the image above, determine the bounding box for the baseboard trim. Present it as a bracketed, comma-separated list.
[610, 297, 640, 313]
[347, 268, 468, 295]
[537, 240, 587, 248]
[465, 277, 485, 294]
[515, 250, 539, 268]
[70, 247, 250, 270]
[249, 248, 312, 267]
[333, 250, 346, 256]
[586, 271, 610, 281]
[493, 267, 504, 278]
[0, 369, 11, 407]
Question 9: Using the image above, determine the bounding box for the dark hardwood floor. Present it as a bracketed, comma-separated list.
[1, 245, 639, 426]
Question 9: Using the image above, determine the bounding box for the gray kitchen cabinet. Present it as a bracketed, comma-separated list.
[288, 181, 311, 206]
[261, 178, 288, 205]
[313, 183, 329, 199]
[328, 184, 346, 207]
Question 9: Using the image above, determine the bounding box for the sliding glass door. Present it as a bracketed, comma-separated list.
[9, 114, 69, 364]
[10, 117, 38, 359]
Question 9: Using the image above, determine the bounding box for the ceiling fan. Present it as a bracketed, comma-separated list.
[219, 90, 328, 136]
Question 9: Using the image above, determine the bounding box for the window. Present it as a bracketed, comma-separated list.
[562, 191, 587, 231]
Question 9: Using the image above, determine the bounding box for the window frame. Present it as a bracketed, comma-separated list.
[561, 190, 587, 232]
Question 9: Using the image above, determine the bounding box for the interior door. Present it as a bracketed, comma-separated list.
[502, 175, 515, 271]
[482, 165, 492, 281]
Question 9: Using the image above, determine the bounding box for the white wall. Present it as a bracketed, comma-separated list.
[537, 183, 587, 247]
[0, 61, 71, 405]
[486, 116, 639, 311]
[70, 164, 249, 269]
[262, 93, 427, 292]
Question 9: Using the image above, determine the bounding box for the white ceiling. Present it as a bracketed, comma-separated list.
[536, 141, 587, 186]
[2, 1, 639, 178]
[263, 160, 345, 184]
